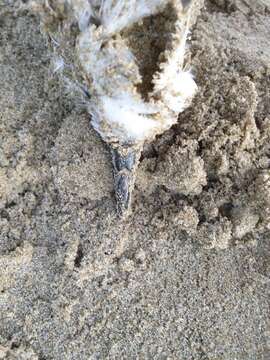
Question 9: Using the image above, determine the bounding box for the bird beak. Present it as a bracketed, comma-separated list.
[110, 145, 142, 217]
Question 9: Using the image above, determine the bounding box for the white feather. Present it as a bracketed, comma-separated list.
[98, 0, 168, 34]
[100, 95, 159, 140]
[39, 0, 197, 144]
[158, 71, 197, 112]
[72, 0, 95, 30]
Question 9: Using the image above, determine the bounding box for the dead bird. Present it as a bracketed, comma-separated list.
[31, 0, 198, 216]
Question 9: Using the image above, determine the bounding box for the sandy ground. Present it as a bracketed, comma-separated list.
[0, 0, 270, 359]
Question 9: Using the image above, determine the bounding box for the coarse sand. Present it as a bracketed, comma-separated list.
[0, 0, 270, 359]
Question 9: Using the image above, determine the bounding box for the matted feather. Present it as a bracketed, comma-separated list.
[32, 0, 201, 215]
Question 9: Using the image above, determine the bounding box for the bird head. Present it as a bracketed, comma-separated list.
[32, 0, 198, 216]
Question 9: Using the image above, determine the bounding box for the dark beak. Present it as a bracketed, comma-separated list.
[110, 145, 142, 217]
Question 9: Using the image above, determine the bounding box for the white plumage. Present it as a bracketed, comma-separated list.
[33, 0, 198, 215]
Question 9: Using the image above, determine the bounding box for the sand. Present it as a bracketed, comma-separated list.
[0, 0, 270, 359]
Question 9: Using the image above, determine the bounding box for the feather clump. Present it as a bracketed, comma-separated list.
[32, 0, 198, 215]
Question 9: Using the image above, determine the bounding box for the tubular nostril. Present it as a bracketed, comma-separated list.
[111, 148, 137, 172]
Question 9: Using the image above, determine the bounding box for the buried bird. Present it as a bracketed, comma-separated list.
[32, 0, 198, 216]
